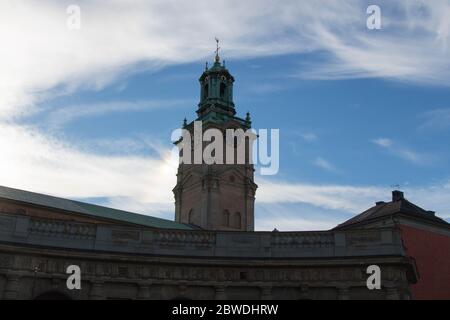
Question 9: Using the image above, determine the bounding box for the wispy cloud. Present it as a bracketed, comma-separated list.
[1, 1, 450, 120]
[372, 138, 433, 165]
[373, 138, 393, 148]
[0, 123, 447, 228]
[0, 1, 449, 230]
[257, 178, 385, 213]
[314, 157, 340, 173]
[289, 132, 319, 156]
[44, 99, 190, 130]
[0, 123, 177, 213]
[297, 1, 450, 84]
[300, 133, 319, 143]
[256, 177, 450, 224]
[255, 203, 345, 231]
[419, 108, 450, 132]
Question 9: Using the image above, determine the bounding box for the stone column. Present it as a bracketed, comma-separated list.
[3, 274, 20, 300]
[337, 286, 350, 300]
[215, 286, 227, 300]
[137, 283, 152, 300]
[51, 278, 62, 290]
[299, 285, 309, 300]
[260, 286, 272, 300]
[89, 281, 104, 300]
[178, 284, 188, 299]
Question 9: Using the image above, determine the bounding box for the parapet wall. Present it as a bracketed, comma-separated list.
[0, 212, 405, 259]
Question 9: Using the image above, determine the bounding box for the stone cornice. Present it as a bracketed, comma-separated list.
[0, 212, 406, 260]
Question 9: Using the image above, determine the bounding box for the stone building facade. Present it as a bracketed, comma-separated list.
[0, 204, 416, 300]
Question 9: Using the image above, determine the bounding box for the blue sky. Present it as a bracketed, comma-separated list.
[1, 0, 449, 230]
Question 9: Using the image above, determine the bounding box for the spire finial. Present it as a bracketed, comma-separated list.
[183, 117, 187, 128]
[215, 37, 220, 63]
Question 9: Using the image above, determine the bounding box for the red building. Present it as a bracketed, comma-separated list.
[335, 190, 450, 300]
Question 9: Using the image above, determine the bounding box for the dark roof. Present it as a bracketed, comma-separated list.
[0, 185, 193, 230]
[335, 191, 449, 230]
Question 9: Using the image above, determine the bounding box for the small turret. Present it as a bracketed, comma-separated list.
[245, 112, 251, 125]
[197, 38, 236, 119]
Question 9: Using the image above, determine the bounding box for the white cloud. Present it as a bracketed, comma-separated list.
[256, 177, 450, 223]
[0, 123, 177, 207]
[314, 157, 339, 173]
[254, 202, 348, 231]
[419, 108, 450, 131]
[372, 138, 433, 165]
[0, 0, 449, 230]
[297, 1, 450, 83]
[373, 138, 393, 148]
[45, 99, 190, 130]
[300, 133, 319, 143]
[1, 1, 450, 121]
[257, 178, 386, 213]
[0, 123, 447, 228]
[256, 215, 341, 232]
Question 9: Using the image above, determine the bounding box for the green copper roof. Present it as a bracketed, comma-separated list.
[197, 110, 250, 128]
[0, 185, 193, 230]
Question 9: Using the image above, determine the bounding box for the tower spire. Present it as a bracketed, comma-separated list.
[215, 37, 220, 63]
[173, 46, 257, 231]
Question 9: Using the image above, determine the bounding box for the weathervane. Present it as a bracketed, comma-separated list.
[215, 37, 220, 63]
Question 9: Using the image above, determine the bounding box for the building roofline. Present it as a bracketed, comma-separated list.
[0, 185, 193, 231]
[334, 191, 450, 231]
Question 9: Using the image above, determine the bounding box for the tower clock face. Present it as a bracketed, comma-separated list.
[221, 75, 227, 81]
[204, 76, 209, 82]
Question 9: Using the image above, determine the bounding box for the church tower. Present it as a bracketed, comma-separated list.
[173, 41, 258, 231]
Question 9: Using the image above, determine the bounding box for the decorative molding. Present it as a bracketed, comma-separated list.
[271, 232, 334, 247]
[346, 230, 382, 246]
[28, 218, 96, 240]
[153, 230, 216, 247]
[111, 230, 140, 242]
